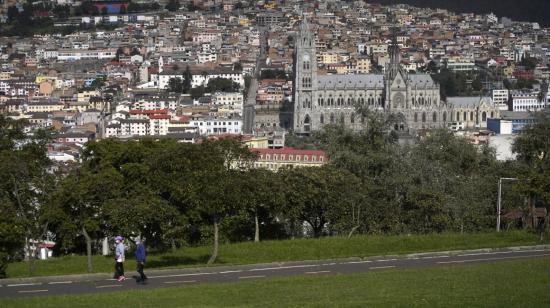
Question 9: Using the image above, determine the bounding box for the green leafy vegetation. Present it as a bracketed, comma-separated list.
[1, 110, 549, 279]
[4, 257, 550, 307]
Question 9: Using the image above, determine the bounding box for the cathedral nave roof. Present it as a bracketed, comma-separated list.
[317, 74, 384, 90]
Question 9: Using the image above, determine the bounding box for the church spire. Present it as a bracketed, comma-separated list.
[387, 23, 402, 80]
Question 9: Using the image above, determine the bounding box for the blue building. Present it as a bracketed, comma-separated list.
[488, 111, 537, 134]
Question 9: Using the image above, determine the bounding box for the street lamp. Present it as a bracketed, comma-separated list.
[497, 177, 518, 232]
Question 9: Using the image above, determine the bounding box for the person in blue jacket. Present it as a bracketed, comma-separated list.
[135, 238, 147, 283]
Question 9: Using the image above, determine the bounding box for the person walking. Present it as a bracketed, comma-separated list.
[135, 238, 147, 283]
[114, 236, 125, 281]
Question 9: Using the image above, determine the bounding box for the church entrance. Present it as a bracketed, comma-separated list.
[304, 115, 311, 132]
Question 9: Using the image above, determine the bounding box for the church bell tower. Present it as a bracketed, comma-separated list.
[293, 17, 318, 134]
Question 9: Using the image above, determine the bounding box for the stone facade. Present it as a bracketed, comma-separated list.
[293, 18, 453, 134]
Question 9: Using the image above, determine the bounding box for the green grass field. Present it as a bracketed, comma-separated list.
[3, 256, 550, 307]
[6, 230, 548, 278]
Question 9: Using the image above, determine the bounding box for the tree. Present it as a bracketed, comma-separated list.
[183, 65, 192, 93]
[199, 139, 255, 263]
[237, 169, 282, 242]
[168, 77, 183, 93]
[190, 86, 205, 99]
[7, 6, 18, 22]
[165, 0, 180, 12]
[0, 117, 54, 276]
[403, 188, 449, 233]
[0, 193, 25, 278]
[512, 111, 550, 229]
[46, 166, 123, 272]
[471, 76, 483, 92]
[233, 62, 243, 72]
[206, 77, 240, 93]
[281, 166, 359, 237]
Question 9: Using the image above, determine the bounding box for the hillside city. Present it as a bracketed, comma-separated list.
[1, 0, 550, 304]
[0, 0, 548, 164]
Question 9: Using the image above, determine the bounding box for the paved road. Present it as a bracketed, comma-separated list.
[2, 246, 550, 298]
[243, 27, 268, 133]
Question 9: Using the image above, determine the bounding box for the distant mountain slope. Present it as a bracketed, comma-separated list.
[369, 0, 550, 26]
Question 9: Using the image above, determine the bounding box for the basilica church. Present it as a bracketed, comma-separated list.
[293, 18, 454, 134]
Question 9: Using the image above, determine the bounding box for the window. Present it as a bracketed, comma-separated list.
[320, 114, 324, 124]
[422, 112, 426, 123]
[304, 155, 308, 161]
[482, 111, 487, 122]
[432, 112, 437, 122]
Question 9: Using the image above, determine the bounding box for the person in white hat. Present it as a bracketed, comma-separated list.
[114, 236, 125, 281]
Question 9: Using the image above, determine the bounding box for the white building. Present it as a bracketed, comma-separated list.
[492, 89, 510, 110]
[212, 92, 244, 114]
[56, 49, 117, 61]
[106, 119, 151, 137]
[149, 115, 171, 136]
[189, 116, 242, 135]
[158, 67, 244, 90]
[510, 90, 547, 112]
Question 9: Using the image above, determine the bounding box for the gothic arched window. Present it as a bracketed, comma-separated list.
[320, 114, 324, 124]
[350, 113, 355, 124]
[482, 111, 487, 122]
[443, 111, 447, 122]
[422, 112, 426, 123]
[330, 113, 335, 123]
[433, 112, 437, 122]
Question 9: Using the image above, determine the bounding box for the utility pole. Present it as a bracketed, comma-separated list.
[497, 177, 518, 232]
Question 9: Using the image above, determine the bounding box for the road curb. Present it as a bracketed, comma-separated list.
[2, 244, 550, 286]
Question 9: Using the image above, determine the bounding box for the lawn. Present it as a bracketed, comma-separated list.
[3, 256, 550, 307]
[6, 230, 548, 278]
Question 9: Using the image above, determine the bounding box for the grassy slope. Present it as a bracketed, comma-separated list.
[4, 257, 550, 307]
[6, 230, 548, 278]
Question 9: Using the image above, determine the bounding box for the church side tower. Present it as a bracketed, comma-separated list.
[293, 17, 318, 134]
